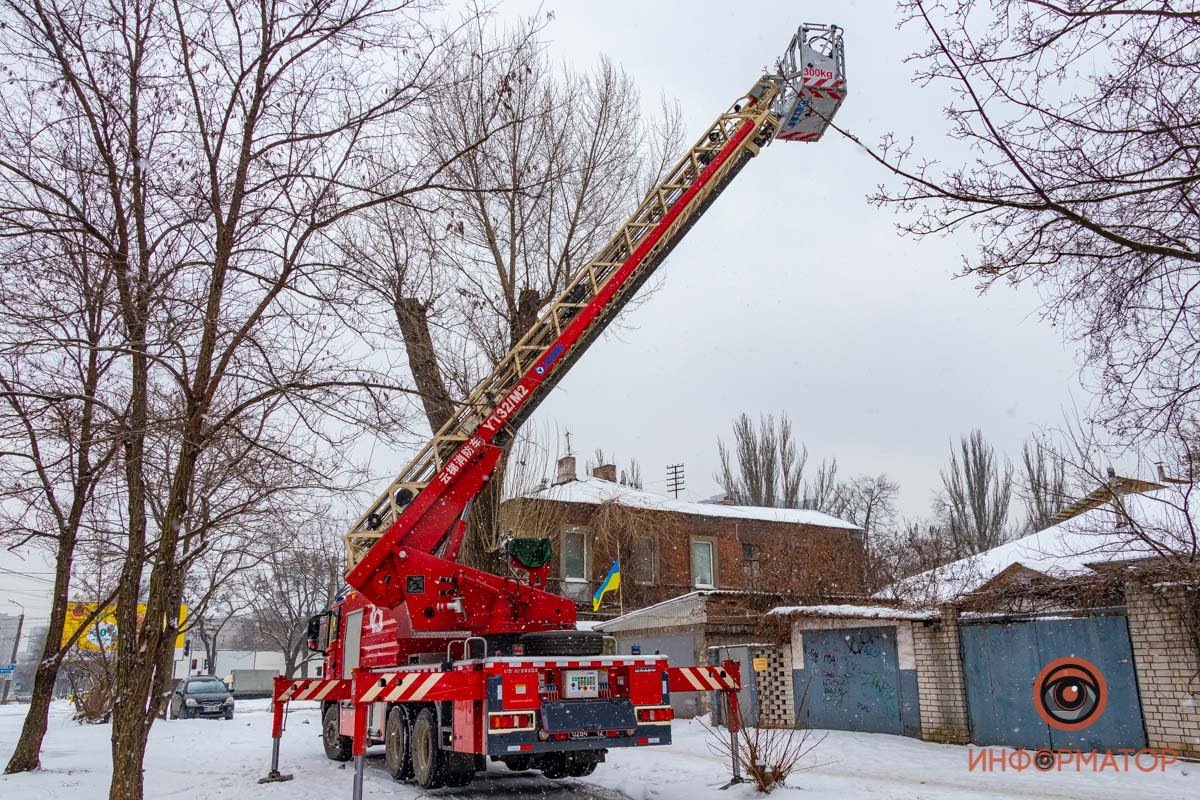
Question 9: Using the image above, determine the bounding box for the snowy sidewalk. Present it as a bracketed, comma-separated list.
[0, 700, 1195, 799]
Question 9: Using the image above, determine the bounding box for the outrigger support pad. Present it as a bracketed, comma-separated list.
[718, 663, 748, 790]
[259, 689, 295, 783]
[258, 737, 294, 783]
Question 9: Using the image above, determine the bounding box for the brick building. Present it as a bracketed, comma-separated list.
[499, 456, 865, 615]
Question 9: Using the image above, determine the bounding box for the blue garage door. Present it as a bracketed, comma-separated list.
[796, 626, 903, 735]
[960, 613, 1146, 751]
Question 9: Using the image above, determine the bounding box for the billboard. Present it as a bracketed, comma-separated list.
[62, 601, 188, 652]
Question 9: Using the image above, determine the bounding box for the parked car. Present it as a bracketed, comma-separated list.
[169, 676, 235, 720]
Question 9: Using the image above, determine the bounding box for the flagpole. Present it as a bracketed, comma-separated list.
[617, 540, 624, 616]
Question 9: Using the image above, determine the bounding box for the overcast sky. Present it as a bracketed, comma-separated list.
[0, 1, 1088, 630]
[499, 0, 1081, 516]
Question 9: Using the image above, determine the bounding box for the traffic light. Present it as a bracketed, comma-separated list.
[190, 658, 197, 671]
[183, 638, 190, 657]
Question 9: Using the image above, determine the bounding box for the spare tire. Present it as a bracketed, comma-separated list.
[521, 630, 604, 657]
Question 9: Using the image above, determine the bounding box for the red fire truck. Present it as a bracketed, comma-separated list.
[262, 22, 847, 796]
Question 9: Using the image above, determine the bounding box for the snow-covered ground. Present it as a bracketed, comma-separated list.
[0, 700, 1195, 800]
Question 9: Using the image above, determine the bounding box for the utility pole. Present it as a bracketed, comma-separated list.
[667, 463, 685, 498]
[2, 600, 24, 704]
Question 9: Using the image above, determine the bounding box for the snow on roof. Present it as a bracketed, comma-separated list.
[769, 604, 936, 621]
[880, 494, 1188, 604]
[592, 590, 722, 632]
[520, 477, 860, 530]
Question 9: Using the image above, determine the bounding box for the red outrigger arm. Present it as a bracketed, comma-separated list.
[346, 108, 766, 611]
[666, 664, 741, 693]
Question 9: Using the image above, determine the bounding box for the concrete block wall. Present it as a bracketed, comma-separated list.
[911, 605, 971, 744]
[751, 644, 795, 727]
[1126, 582, 1200, 758]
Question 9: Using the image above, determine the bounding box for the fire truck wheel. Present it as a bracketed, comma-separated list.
[411, 708, 446, 789]
[322, 705, 353, 762]
[520, 630, 604, 657]
[539, 754, 570, 779]
[443, 753, 475, 789]
[565, 758, 598, 777]
[501, 755, 533, 771]
[384, 706, 412, 780]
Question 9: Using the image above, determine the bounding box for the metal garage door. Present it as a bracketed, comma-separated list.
[960, 612, 1146, 751]
[796, 626, 903, 735]
[618, 632, 700, 717]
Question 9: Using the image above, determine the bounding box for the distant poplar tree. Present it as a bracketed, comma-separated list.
[939, 429, 1013, 556]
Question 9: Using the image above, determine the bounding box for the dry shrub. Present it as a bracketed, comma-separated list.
[65, 649, 115, 724]
[702, 710, 826, 793]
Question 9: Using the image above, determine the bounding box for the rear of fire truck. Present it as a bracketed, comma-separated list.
[262, 22, 846, 794]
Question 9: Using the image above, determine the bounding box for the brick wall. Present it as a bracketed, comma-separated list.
[911, 605, 971, 744]
[1126, 582, 1200, 758]
[503, 494, 865, 609]
[751, 644, 795, 727]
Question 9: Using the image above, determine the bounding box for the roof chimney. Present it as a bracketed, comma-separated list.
[592, 463, 617, 482]
[554, 455, 576, 486]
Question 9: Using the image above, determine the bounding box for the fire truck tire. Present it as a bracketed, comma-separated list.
[539, 754, 570, 779]
[501, 755, 533, 771]
[411, 708, 447, 788]
[520, 630, 604, 657]
[566, 759, 598, 777]
[322, 705, 353, 762]
[443, 753, 475, 788]
[384, 706, 412, 780]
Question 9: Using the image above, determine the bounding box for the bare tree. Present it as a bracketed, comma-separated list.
[835, 1, 1200, 441]
[338, 18, 684, 568]
[837, 474, 900, 579]
[801, 458, 841, 513]
[1020, 437, 1068, 533]
[0, 230, 122, 771]
[718, 413, 807, 508]
[938, 429, 1014, 556]
[240, 529, 342, 678]
[0, 2, 498, 796]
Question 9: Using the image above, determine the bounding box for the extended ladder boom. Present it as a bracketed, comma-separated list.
[346, 25, 847, 610]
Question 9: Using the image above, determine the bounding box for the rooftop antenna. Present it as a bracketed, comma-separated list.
[667, 463, 686, 499]
[564, 430, 574, 457]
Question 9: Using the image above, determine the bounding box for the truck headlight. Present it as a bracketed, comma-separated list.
[185, 698, 198, 707]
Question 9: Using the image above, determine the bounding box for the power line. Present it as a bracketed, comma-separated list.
[0, 566, 54, 584]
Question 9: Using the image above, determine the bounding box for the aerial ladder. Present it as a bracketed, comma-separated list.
[263, 23, 847, 796]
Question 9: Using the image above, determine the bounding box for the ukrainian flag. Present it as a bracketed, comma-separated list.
[592, 558, 621, 612]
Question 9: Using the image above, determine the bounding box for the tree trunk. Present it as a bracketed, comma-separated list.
[5, 658, 58, 772]
[392, 296, 454, 432]
[109, 689, 149, 800]
[461, 449, 511, 574]
[4, 531, 75, 772]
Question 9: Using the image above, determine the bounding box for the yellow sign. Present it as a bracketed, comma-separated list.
[752, 656, 769, 672]
[62, 601, 188, 652]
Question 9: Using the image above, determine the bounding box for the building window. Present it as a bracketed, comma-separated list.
[742, 543, 761, 579]
[691, 539, 716, 588]
[562, 526, 588, 582]
[627, 535, 658, 584]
